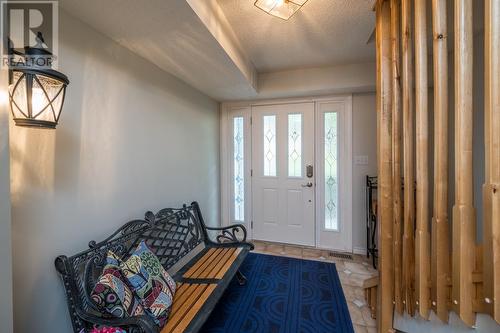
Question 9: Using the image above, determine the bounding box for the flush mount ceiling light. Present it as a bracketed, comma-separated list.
[254, 0, 309, 20]
[8, 32, 69, 129]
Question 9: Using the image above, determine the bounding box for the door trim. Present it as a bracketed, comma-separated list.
[220, 94, 353, 251]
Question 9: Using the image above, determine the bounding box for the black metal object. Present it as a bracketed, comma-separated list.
[7, 32, 69, 129]
[366, 176, 378, 269]
[235, 270, 247, 286]
[55, 201, 254, 333]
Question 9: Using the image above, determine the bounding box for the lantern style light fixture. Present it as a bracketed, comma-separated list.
[8, 32, 69, 129]
[254, 0, 309, 20]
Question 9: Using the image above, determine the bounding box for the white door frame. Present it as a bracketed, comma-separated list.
[220, 95, 353, 251]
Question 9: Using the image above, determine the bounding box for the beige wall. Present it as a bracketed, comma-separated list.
[352, 93, 377, 252]
[0, 63, 13, 332]
[257, 62, 376, 100]
[10, 10, 220, 332]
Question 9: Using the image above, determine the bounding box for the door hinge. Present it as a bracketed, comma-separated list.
[250, 116, 253, 125]
[251, 220, 253, 229]
[251, 169, 253, 177]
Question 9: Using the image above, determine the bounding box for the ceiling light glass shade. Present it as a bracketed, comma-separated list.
[254, 0, 308, 20]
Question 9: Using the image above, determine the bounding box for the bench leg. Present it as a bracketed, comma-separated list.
[236, 270, 247, 286]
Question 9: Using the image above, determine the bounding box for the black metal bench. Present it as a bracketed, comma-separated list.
[55, 202, 254, 333]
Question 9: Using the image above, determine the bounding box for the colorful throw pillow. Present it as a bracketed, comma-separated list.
[90, 326, 127, 333]
[91, 251, 145, 318]
[119, 241, 176, 327]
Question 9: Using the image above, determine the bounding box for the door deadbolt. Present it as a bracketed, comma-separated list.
[306, 165, 313, 178]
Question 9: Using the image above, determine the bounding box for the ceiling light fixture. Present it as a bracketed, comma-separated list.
[254, 0, 309, 20]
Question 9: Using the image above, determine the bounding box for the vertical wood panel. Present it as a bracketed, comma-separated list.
[452, 0, 476, 326]
[431, 0, 450, 323]
[400, 0, 415, 317]
[484, 0, 500, 323]
[390, 0, 403, 315]
[401, 0, 416, 316]
[376, 1, 394, 331]
[414, 0, 431, 319]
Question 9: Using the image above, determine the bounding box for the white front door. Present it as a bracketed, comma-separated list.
[251, 103, 315, 246]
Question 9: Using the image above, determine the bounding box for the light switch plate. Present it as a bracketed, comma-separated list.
[354, 155, 369, 165]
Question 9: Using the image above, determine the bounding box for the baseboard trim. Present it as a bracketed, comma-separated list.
[353, 246, 367, 255]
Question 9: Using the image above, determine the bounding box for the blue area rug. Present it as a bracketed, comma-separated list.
[201, 253, 354, 333]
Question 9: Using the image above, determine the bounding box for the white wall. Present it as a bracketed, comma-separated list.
[351, 93, 377, 253]
[0, 62, 13, 333]
[10, 10, 220, 333]
[256, 62, 376, 100]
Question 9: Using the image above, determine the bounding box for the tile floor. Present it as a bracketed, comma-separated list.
[252, 240, 378, 333]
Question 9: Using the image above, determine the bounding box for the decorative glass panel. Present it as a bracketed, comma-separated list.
[288, 114, 302, 177]
[233, 117, 244, 222]
[324, 112, 338, 230]
[263, 115, 277, 176]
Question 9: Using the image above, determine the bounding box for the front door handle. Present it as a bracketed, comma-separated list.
[301, 182, 313, 188]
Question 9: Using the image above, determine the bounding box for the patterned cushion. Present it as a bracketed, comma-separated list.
[120, 241, 176, 327]
[91, 251, 145, 318]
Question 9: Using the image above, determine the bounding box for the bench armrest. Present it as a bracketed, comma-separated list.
[205, 224, 253, 248]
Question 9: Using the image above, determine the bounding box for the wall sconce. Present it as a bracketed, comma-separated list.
[8, 32, 69, 129]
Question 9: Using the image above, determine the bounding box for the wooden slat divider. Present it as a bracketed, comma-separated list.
[452, 0, 476, 326]
[431, 0, 450, 323]
[375, 1, 394, 331]
[484, 0, 500, 323]
[401, 0, 415, 316]
[414, 0, 431, 319]
[390, 0, 403, 315]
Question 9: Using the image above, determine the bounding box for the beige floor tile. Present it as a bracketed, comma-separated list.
[361, 306, 376, 327]
[353, 287, 366, 299]
[343, 287, 356, 302]
[344, 261, 376, 276]
[347, 303, 366, 326]
[265, 243, 285, 254]
[353, 324, 368, 333]
[253, 241, 267, 252]
[366, 326, 377, 333]
[302, 247, 324, 260]
[283, 245, 303, 258]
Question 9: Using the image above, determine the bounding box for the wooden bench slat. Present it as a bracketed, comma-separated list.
[182, 248, 218, 278]
[184, 248, 223, 278]
[170, 284, 203, 316]
[183, 247, 242, 280]
[194, 249, 227, 278]
[168, 284, 207, 326]
[162, 283, 217, 333]
[215, 248, 242, 279]
[202, 248, 235, 279]
[174, 283, 190, 299]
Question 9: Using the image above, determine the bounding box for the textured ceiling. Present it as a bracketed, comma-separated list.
[217, 0, 376, 72]
[59, 0, 257, 101]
